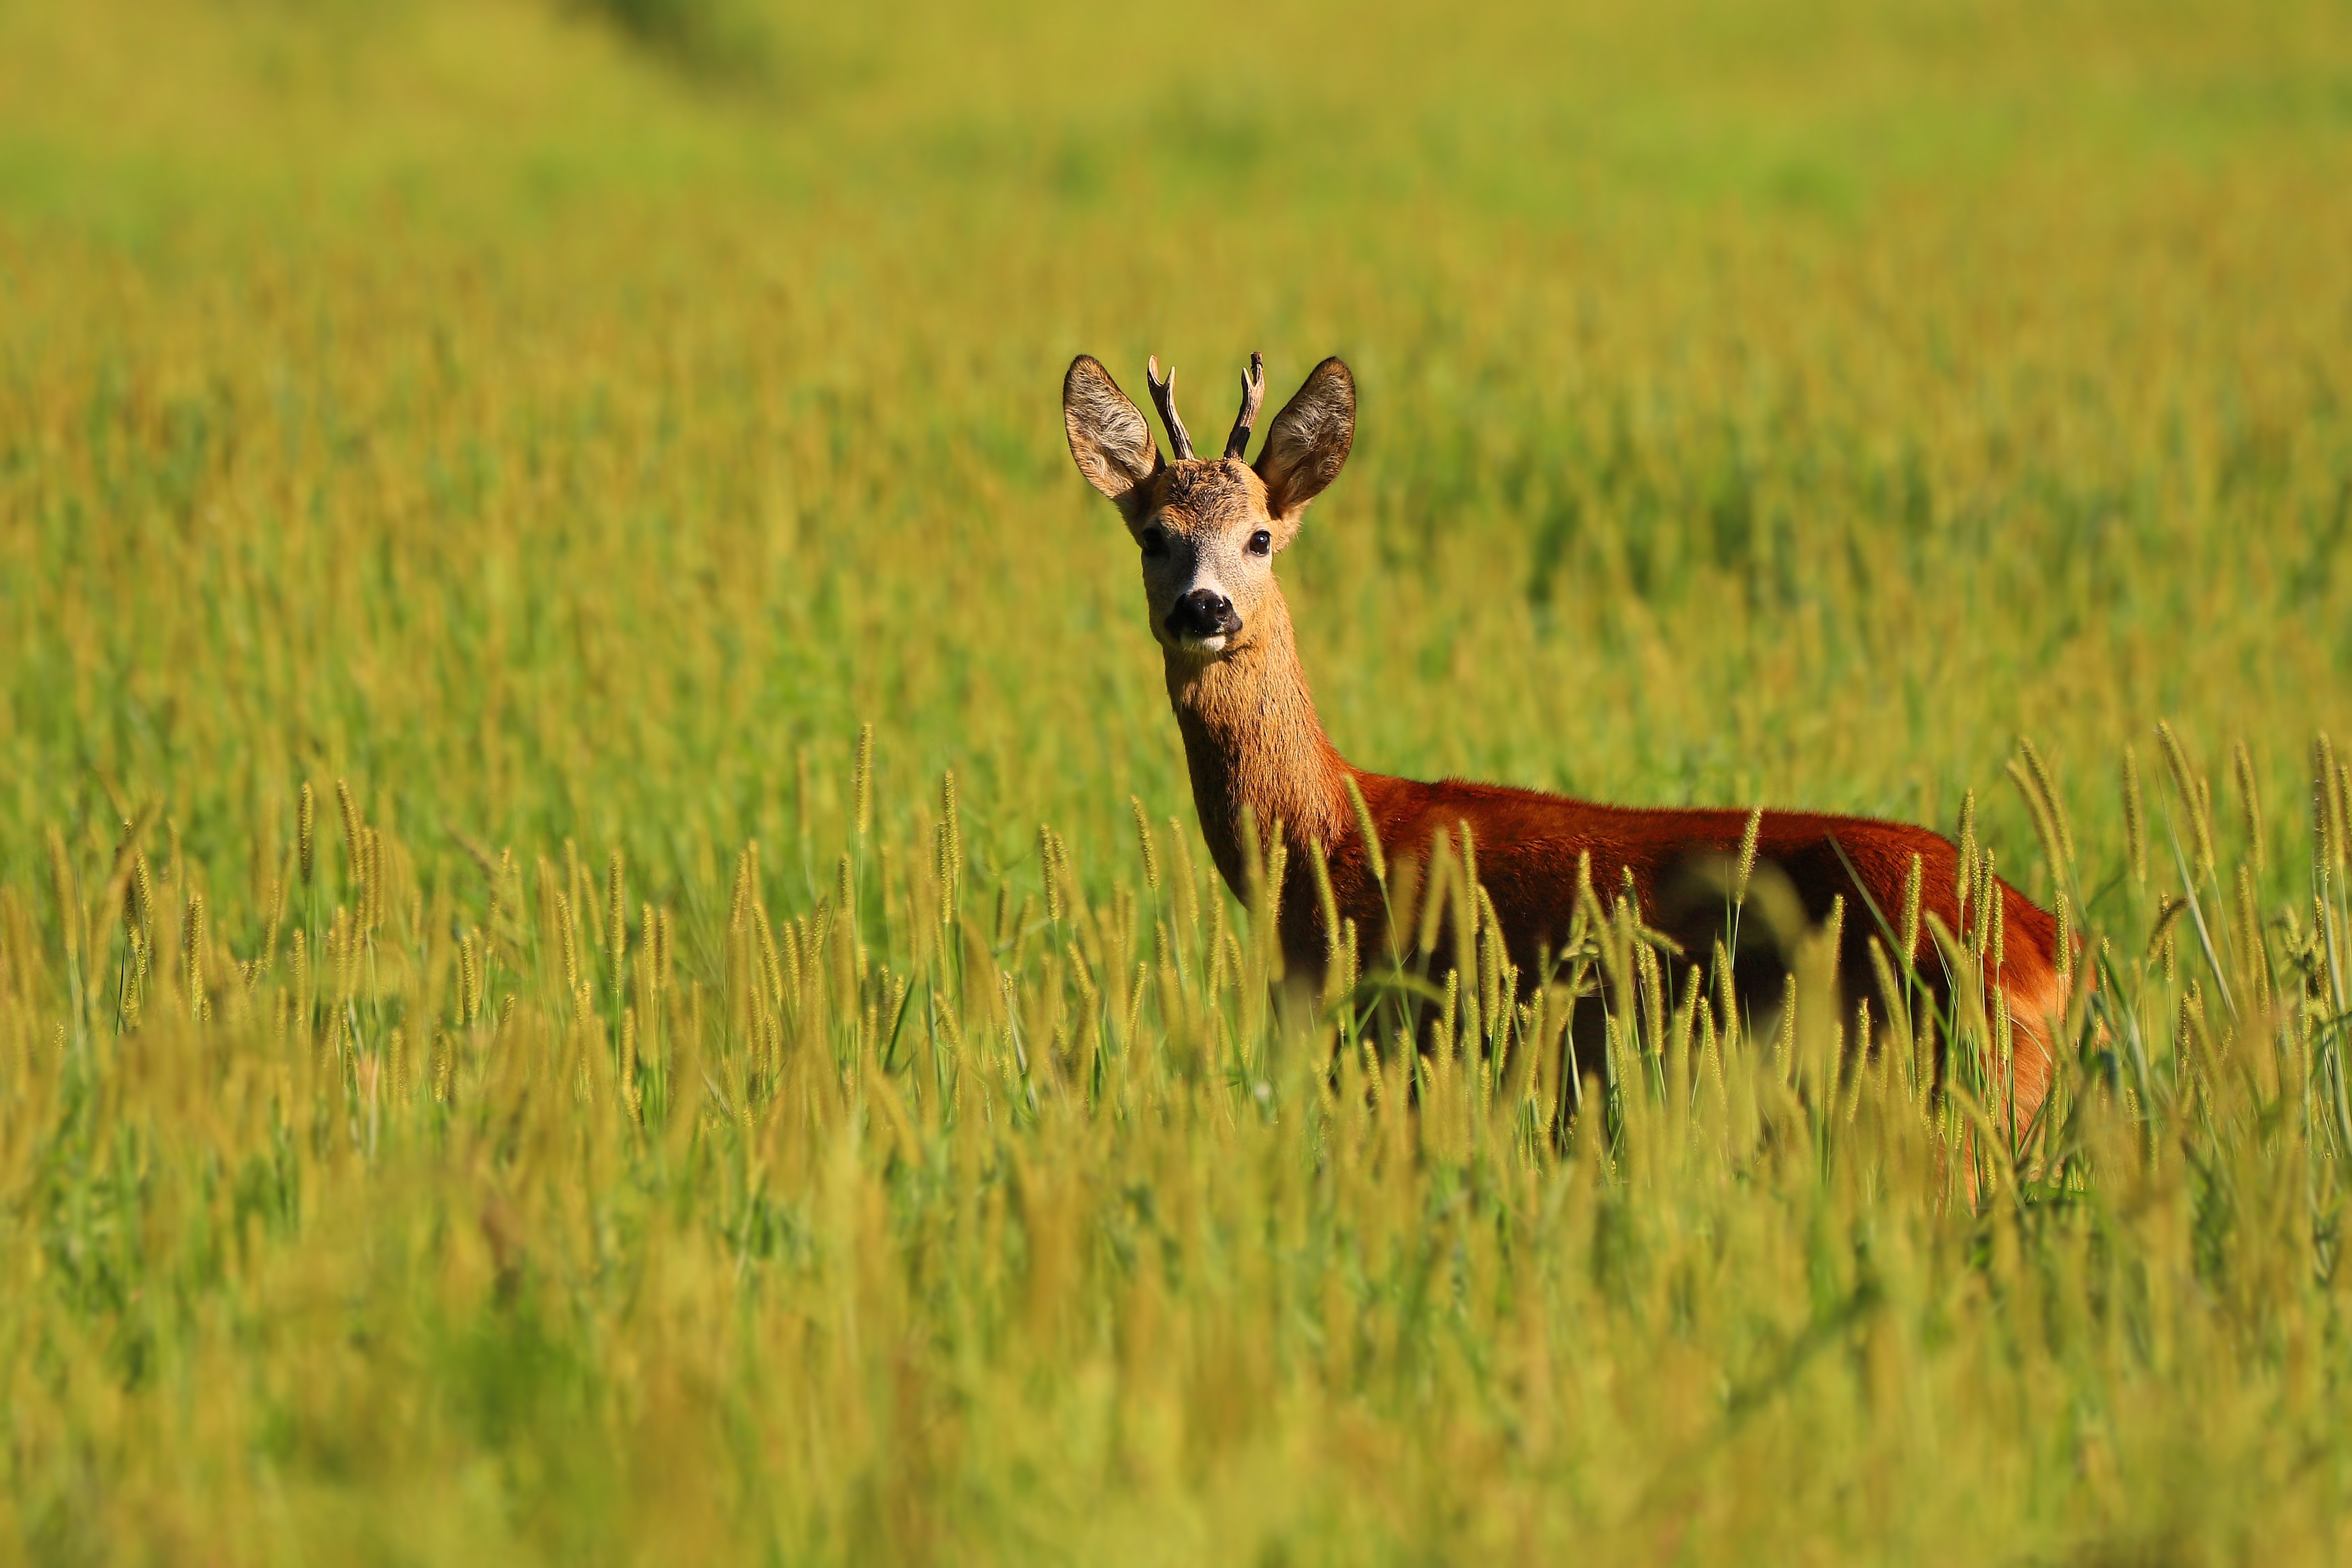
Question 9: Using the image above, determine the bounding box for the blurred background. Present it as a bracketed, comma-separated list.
[3, 0, 2348, 905]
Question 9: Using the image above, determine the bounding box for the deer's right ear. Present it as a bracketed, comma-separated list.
[1063, 355, 1161, 519]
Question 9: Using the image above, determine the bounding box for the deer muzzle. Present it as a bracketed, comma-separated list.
[1167, 588, 1241, 644]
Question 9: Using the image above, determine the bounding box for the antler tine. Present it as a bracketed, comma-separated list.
[1223, 350, 1266, 460]
[1145, 355, 1195, 462]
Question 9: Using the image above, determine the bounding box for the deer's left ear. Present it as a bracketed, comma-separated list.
[1254, 357, 1354, 526]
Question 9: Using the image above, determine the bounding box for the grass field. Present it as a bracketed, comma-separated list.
[4, 0, 2352, 1560]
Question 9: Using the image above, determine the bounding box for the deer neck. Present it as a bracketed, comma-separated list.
[1163, 584, 1352, 896]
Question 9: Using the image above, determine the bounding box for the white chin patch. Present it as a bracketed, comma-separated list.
[1188, 634, 1228, 654]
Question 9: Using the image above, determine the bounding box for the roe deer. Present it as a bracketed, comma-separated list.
[1063, 350, 2069, 1132]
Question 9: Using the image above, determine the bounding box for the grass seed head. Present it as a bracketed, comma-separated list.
[1038, 825, 1064, 925]
[183, 891, 207, 1020]
[1901, 852, 1922, 965]
[2339, 762, 2352, 875]
[131, 847, 155, 943]
[606, 850, 627, 970]
[1956, 788, 1978, 909]
[1168, 815, 1202, 935]
[2009, 752, 2069, 890]
[1129, 795, 1160, 894]
[2055, 893, 2073, 993]
[2233, 740, 2264, 876]
[1344, 774, 1386, 886]
[336, 779, 363, 894]
[2234, 863, 2271, 1010]
[1733, 806, 1762, 908]
[2147, 894, 2188, 964]
[298, 781, 316, 886]
[937, 775, 963, 919]
[2158, 721, 2216, 879]
[1972, 847, 1997, 957]
[555, 889, 581, 1002]
[2120, 746, 2146, 890]
[457, 930, 480, 1024]
[1416, 829, 1451, 957]
[364, 828, 385, 934]
[854, 723, 876, 841]
[2310, 736, 2338, 878]
[640, 899, 657, 995]
[2020, 736, 2075, 866]
[1308, 836, 1341, 974]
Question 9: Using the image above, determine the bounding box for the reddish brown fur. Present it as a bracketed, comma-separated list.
[1066, 351, 2063, 1130]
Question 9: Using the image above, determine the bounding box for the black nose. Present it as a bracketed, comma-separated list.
[1167, 589, 1240, 640]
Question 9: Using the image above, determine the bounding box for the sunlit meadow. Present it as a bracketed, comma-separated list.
[3, 0, 2352, 1560]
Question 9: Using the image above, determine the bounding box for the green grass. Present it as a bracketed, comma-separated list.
[4, 0, 2352, 1560]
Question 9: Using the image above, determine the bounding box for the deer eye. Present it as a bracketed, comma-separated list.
[1247, 529, 1272, 556]
[1140, 527, 1168, 558]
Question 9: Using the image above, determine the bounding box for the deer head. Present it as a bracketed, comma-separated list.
[1063, 352, 1355, 659]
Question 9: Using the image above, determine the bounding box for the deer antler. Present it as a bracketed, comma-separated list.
[1145, 356, 1195, 462]
[1223, 351, 1266, 460]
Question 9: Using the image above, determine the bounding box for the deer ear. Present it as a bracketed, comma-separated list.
[1254, 357, 1354, 522]
[1063, 355, 1161, 518]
